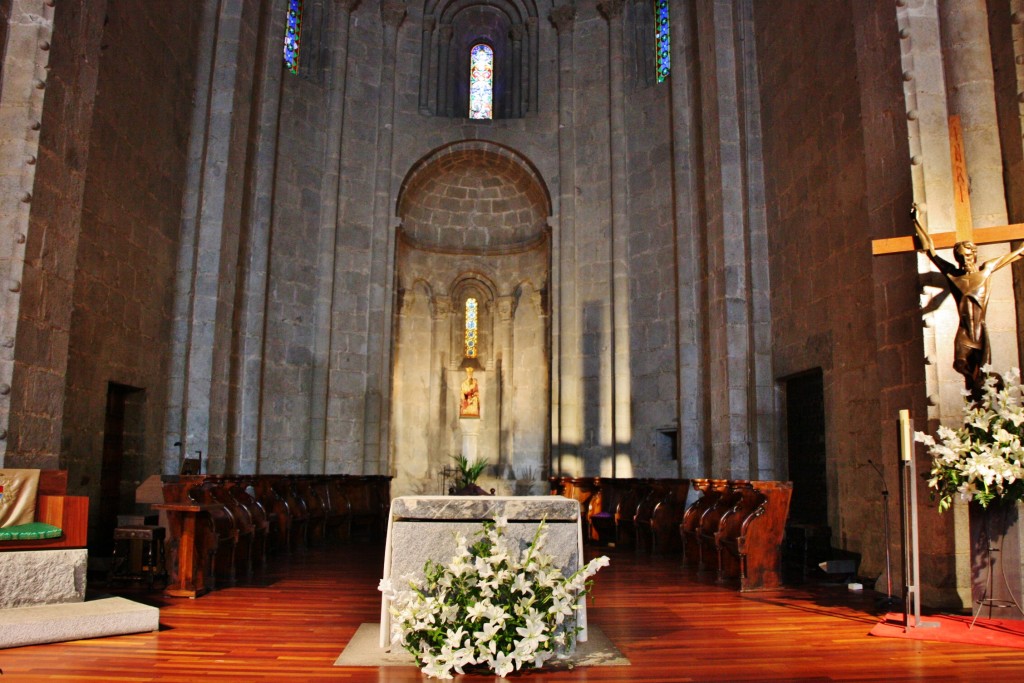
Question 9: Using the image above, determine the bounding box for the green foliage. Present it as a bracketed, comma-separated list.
[453, 454, 488, 487]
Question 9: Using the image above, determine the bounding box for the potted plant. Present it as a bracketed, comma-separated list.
[451, 454, 492, 496]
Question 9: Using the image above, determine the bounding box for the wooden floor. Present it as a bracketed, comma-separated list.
[3, 541, 1024, 682]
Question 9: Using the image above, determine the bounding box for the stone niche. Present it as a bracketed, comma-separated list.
[390, 142, 551, 497]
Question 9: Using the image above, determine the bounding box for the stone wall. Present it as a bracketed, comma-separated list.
[61, 2, 202, 515]
[755, 0, 933, 593]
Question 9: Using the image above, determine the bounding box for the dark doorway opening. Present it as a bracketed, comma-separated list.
[782, 369, 835, 582]
[785, 369, 828, 525]
[96, 382, 146, 555]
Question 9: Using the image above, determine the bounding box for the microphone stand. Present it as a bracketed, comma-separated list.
[868, 459, 899, 608]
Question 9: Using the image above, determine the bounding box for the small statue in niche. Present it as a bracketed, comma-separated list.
[459, 367, 480, 418]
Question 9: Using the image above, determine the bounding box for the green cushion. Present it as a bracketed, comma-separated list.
[0, 522, 63, 541]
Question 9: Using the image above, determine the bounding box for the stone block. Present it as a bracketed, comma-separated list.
[0, 596, 159, 649]
[0, 548, 87, 608]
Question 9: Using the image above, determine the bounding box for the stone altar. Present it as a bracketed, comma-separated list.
[378, 496, 585, 647]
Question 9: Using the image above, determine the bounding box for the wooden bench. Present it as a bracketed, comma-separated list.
[0, 470, 88, 551]
[716, 480, 792, 591]
[157, 473, 390, 597]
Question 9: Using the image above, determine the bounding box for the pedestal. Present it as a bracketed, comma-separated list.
[970, 501, 1024, 620]
[379, 496, 584, 647]
[459, 418, 480, 462]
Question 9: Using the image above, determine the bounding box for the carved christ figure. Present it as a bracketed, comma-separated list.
[915, 213, 1024, 393]
[460, 367, 480, 418]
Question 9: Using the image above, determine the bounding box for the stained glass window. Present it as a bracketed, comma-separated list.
[464, 298, 478, 358]
[284, 0, 303, 75]
[469, 44, 493, 120]
[655, 1, 670, 83]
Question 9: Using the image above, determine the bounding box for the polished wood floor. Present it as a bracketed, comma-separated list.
[3, 541, 1024, 682]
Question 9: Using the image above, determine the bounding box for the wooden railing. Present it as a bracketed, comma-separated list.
[551, 475, 793, 592]
[157, 474, 391, 598]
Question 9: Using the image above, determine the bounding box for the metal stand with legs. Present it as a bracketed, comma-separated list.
[868, 458, 899, 608]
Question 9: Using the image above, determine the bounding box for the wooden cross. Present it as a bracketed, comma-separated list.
[872, 116, 1024, 256]
[873, 115, 1024, 395]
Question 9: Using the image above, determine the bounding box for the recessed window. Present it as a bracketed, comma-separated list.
[464, 298, 479, 358]
[284, 0, 303, 75]
[469, 44, 494, 120]
[655, 1, 670, 83]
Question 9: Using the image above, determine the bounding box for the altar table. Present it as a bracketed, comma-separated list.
[378, 495, 585, 647]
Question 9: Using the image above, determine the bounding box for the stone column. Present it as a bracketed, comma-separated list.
[428, 296, 452, 470]
[938, 1, 1018, 371]
[232, 0, 290, 474]
[418, 14, 435, 113]
[436, 24, 453, 117]
[177, 0, 254, 472]
[735, 0, 774, 477]
[495, 295, 515, 471]
[550, 4, 579, 475]
[599, 0, 632, 477]
[527, 17, 539, 115]
[668, 0, 707, 476]
[363, 1, 406, 474]
[510, 23, 524, 119]
[307, 0, 360, 475]
[695, 0, 753, 478]
[0, 0, 83, 466]
[166, 0, 219, 473]
[938, 0, 1008, 228]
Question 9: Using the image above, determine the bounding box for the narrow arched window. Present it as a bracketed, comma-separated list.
[464, 298, 479, 358]
[469, 44, 494, 120]
[284, 0, 303, 75]
[655, 1, 670, 83]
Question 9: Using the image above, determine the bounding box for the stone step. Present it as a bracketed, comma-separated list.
[0, 596, 159, 649]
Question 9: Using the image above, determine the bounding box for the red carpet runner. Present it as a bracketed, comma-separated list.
[870, 612, 1024, 649]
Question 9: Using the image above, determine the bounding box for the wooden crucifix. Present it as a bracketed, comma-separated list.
[873, 116, 1024, 395]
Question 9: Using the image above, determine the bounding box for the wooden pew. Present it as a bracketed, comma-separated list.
[680, 478, 712, 563]
[295, 477, 327, 546]
[650, 479, 691, 554]
[716, 480, 793, 591]
[615, 479, 651, 550]
[587, 478, 633, 546]
[271, 477, 309, 551]
[696, 479, 744, 574]
[715, 483, 768, 583]
[204, 479, 255, 579]
[224, 477, 270, 568]
[251, 477, 291, 555]
[316, 477, 352, 542]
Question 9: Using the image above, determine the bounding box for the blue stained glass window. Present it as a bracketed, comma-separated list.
[284, 0, 303, 75]
[655, 1, 670, 83]
[469, 44, 494, 120]
[465, 298, 478, 358]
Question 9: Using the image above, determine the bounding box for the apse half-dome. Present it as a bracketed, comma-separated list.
[397, 144, 550, 252]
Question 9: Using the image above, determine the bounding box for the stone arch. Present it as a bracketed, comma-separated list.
[450, 272, 498, 365]
[397, 141, 551, 252]
[390, 142, 551, 496]
[419, 1, 540, 117]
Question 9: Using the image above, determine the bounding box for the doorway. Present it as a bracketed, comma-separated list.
[785, 369, 828, 526]
[96, 382, 145, 555]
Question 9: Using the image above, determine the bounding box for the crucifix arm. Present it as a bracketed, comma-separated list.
[913, 213, 936, 257]
[989, 241, 1024, 272]
[913, 211, 955, 274]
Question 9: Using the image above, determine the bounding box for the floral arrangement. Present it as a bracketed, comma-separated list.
[916, 368, 1024, 512]
[452, 454, 488, 489]
[379, 516, 609, 679]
